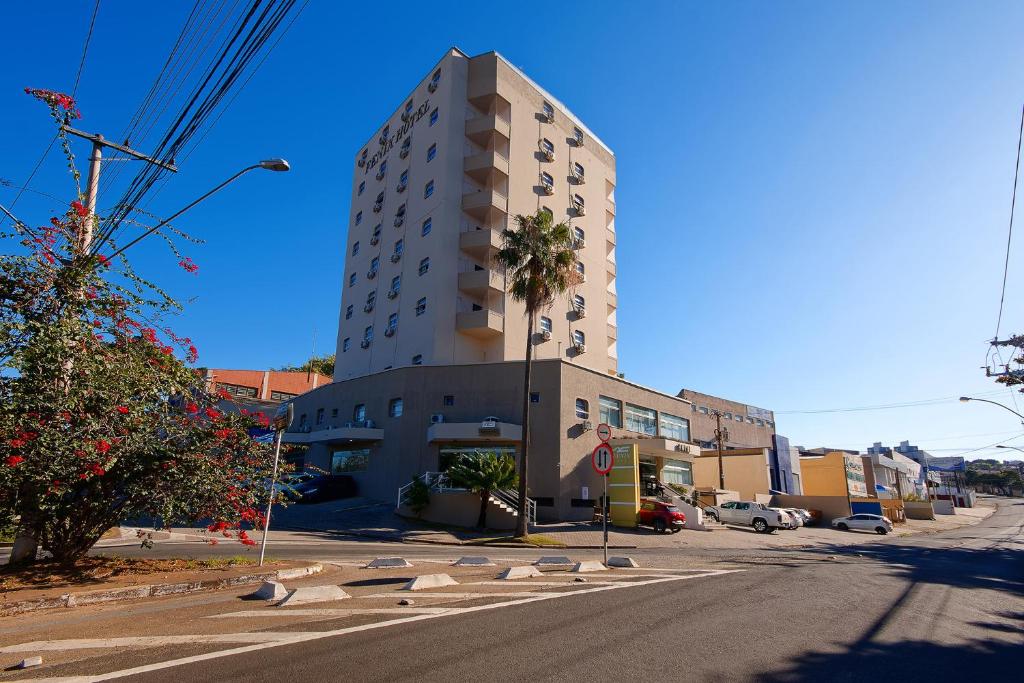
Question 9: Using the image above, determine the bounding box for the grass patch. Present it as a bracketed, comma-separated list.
[465, 533, 565, 548]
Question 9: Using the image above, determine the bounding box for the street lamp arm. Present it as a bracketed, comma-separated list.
[959, 396, 1024, 421]
[102, 165, 261, 262]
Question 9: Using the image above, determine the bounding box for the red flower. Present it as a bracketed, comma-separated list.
[215, 428, 232, 439]
[187, 345, 199, 363]
[116, 406, 129, 414]
[86, 462, 105, 476]
[96, 255, 108, 266]
[208, 538, 219, 546]
[178, 257, 199, 273]
[71, 200, 89, 218]
[205, 407, 221, 420]
[95, 439, 111, 454]
[93, 319, 102, 328]
[240, 537, 257, 547]
[8, 438, 26, 449]
[5, 455, 24, 467]
[185, 402, 199, 414]
[162, 345, 173, 355]
[207, 520, 230, 533]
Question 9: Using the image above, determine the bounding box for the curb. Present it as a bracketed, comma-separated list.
[275, 525, 648, 550]
[0, 563, 322, 616]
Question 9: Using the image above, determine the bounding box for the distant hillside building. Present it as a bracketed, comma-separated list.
[205, 368, 331, 408]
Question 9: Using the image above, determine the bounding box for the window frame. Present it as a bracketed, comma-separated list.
[599, 395, 623, 428]
[427, 144, 437, 162]
[424, 180, 434, 198]
[575, 398, 590, 420]
[388, 397, 404, 417]
[415, 297, 427, 315]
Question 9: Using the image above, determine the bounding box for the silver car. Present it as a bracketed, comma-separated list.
[831, 513, 894, 535]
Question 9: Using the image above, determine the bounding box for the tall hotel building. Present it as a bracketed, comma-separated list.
[334, 48, 618, 378]
[287, 49, 702, 523]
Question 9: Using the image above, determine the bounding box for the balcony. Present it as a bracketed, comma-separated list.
[459, 228, 503, 258]
[607, 260, 617, 278]
[282, 425, 385, 445]
[427, 419, 521, 444]
[607, 324, 617, 341]
[465, 114, 511, 146]
[458, 269, 504, 297]
[606, 227, 616, 246]
[606, 199, 616, 216]
[463, 150, 509, 183]
[607, 291, 618, 309]
[462, 189, 507, 222]
[456, 308, 504, 338]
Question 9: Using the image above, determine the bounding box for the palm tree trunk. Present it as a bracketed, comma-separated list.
[478, 489, 489, 529]
[515, 312, 534, 538]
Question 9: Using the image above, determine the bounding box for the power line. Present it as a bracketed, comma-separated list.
[995, 103, 1023, 340]
[72, 0, 101, 98]
[775, 389, 1008, 415]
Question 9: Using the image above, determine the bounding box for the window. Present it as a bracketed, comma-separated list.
[540, 316, 552, 333]
[659, 412, 690, 442]
[747, 416, 755, 424]
[352, 241, 360, 256]
[372, 224, 381, 241]
[431, 68, 440, 85]
[542, 101, 554, 120]
[421, 218, 432, 236]
[366, 290, 376, 306]
[399, 169, 409, 185]
[573, 162, 585, 180]
[270, 391, 296, 401]
[369, 256, 379, 273]
[419, 257, 430, 276]
[699, 406, 709, 415]
[573, 127, 584, 145]
[416, 297, 426, 315]
[663, 459, 693, 486]
[353, 404, 366, 422]
[429, 108, 439, 126]
[355, 211, 362, 225]
[345, 304, 353, 320]
[348, 272, 356, 287]
[389, 398, 403, 417]
[342, 337, 351, 352]
[412, 354, 423, 365]
[724, 412, 732, 420]
[541, 171, 554, 188]
[331, 408, 338, 418]
[364, 325, 373, 341]
[573, 194, 585, 210]
[381, 125, 389, 140]
[575, 398, 589, 420]
[574, 294, 585, 311]
[734, 413, 743, 422]
[599, 396, 622, 428]
[573, 330, 585, 345]
[443, 394, 454, 406]
[387, 312, 398, 331]
[427, 144, 436, 162]
[541, 138, 554, 154]
[404, 99, 413, 116]
[219, 383, 257, 398]
[358, 181, 365, 196]
[316, 408, 325, 425]
[390, 275, 401, 293]
[573, 226, 585, 242]
[394, 239, 404, 255]
[625, 403, 657, 435]
[530, 392, 540, 403]
[424, 180, 434, 198]
[755, 418, 765, 426]
[332, 448, 370, 474]
[576, 261, 585, 276]
[379, 160, 387, 175]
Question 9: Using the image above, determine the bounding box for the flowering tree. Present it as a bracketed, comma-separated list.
[0, 89, 279, 566]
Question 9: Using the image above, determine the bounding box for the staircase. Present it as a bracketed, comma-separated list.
[656, 481, 720, 531]
[397, 473, 536, 525]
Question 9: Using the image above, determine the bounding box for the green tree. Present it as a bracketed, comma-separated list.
[447, 451, 519, 528]
[494, 210, 576, 537]
[0, 89, 278, 566]
[276, 353, 334, 378]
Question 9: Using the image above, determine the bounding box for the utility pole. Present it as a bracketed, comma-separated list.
[61, 125, 177, 253]
[712, 410, 729, 490]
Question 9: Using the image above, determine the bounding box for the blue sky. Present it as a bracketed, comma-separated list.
[3, 1, 1024, 459]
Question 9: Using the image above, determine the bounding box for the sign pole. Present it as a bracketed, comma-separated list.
[258, 429, 283, 568]
[603, 472, 608, 565]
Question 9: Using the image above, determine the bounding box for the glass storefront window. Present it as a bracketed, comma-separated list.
[661, 458, 693, 486]
[659, 412, 690, 442]
[599, 396, 622, 427]
[332, 448, 370, 473]
[625, 403, 657, 435]
[439, 445, 516, 472]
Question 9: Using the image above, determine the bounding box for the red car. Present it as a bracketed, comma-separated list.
[638, 499, 686, 533]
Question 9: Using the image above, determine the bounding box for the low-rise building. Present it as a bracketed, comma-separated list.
[205, 368, 331, 404]
[677, 389, 776, 449]
[692, 448, 773, 501]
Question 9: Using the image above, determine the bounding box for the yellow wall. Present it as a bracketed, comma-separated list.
[799, 452, 850, 497]
[692, 449, 772, 500]
[609, 444, 639, 527]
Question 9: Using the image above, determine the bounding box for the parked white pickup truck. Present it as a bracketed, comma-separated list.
[704, 501, 789, 533]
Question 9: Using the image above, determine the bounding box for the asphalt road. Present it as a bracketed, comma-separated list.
[114, 497, 1021, 682]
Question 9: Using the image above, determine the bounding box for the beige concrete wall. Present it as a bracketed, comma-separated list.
[398, 491, 517, 530]
[691, 450, 772, 500]
[904, 501, 935, 520]
[677, 389, 776, 448]
[770, 494, 851, 522]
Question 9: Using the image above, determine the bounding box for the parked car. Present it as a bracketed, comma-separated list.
[782, 508, 807, 527]
[275, 472, 315, 499]
[790, 508, 814, 525]
[291, 474, 357, 504]
[704, 501, 789, 533]
[831, 513, 893, 535]
[637, 498, 686, 533]
[802, 509, 823, 526]
[770, 508, 803, 529]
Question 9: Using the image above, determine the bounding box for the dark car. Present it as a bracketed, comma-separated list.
[637, 498, 686, 533]
[290, 474, 357, 504]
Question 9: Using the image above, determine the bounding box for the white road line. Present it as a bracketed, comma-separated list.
[358, 592, 546, 599]
[208, 608, 453, 618]
[469, 580, 622, 586]
[0, 633, 301, 653]
[27, 570, 744, 682]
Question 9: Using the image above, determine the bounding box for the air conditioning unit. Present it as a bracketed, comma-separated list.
[364, 303, 374, 312]
[357, 159, 365, 168]
[394, 217, 404, 227]
[542, 184, 554, 196]
[430, 413, 445, 424]
[575, 205, 587, 216]
[581, 420, 593, 431]
[370, 236, 379, 245]
[574, 173, 586, 184]
[391, 253, 401, 263]
[574, 343, 587, 354]
[364, 419, 376, 429]
[397, 205, 407, 216]
[480, 418, 498, 431]
[542, 150, 555, 162]
[578, 274, 587, 283]
[428, 80, 438, 93]
[373, 203, 383, 213]
[384, 327, 396, 337]
[376, 169, 385, 180]
[360, 339, 371, 349]
[387, 289, 399, 299]
[367, 269, 377, 279]
[543, 111, 554, 123]
[574, 238, 586, 249]
[575, 135, 584, 147]
[540, 329, 552, 342]
[399, 147, 409, 159]
[576, 307, 586, 319]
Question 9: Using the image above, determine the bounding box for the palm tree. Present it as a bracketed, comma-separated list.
[494, 210, 577, 537]
[447, 451, 519, 528]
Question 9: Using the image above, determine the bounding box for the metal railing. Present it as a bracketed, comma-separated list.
[492, 488, 537, 525]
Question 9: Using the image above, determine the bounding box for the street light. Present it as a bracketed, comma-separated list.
[104, 159, 290, 261]
[995, 445, 1024, 454]
[958, 396, 1024, 422]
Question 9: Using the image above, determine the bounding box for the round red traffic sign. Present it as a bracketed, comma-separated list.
[591, 443, 614, 475]
[596, 422, 612, 442]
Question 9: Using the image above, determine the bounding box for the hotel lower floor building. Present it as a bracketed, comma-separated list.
[282, 358, 700, 522]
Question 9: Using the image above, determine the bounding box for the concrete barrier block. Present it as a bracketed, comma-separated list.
[251, 580, 288, 601]
[571, 561, 608, 573]
[18, 657, 42, 669]
[401, 574, 459, 591]
[277, 563, 323, 580]
[365, 557, 413, 569]
[497, 566, 543, 580]
[607, 556, 640, 568]
[533, 556, 573, 567]
[452, 556, 495, 567]
[277, 585, 350, 606]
